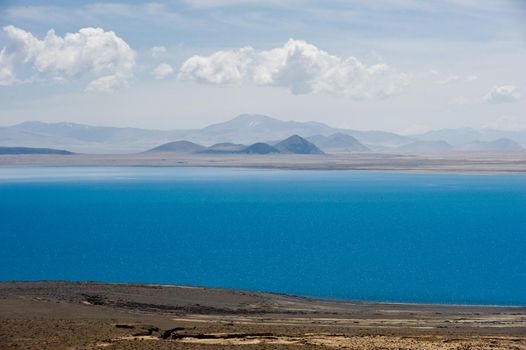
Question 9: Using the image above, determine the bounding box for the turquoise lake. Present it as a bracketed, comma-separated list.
[1, 167, 525, 305]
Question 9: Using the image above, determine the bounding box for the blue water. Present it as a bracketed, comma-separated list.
[1, 167, 525, 306]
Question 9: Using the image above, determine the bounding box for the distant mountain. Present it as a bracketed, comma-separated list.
[197, 114, 338, 144]
[239, 143, 280, 154]
[0, 115, 413, 153]
[0, 146, 74, 155]
[415, 127, 526, 146]
[200, 142, 246, 153]
[0, 121, 178, 154]
[275, 135, 324, 155]
[454, 138, 524, 152]
[146, 135, 325, 155]
[147, 140, 206, 153]
[5, 115, 525, 155]
[395, 140, 453, 153]
[308, 133, 369, 152]
[205, 114, 410, 148]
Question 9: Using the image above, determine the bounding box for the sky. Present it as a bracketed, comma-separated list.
[0, 0, 525, 133]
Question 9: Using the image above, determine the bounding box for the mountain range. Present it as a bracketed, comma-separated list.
[148, 135, 323, 155]
[414, 127, 526, 146]
[0, 114, 524, 154]
[0, 146, 74, 155]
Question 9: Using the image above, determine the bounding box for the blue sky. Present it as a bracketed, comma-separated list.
[0, 0, 525, 133]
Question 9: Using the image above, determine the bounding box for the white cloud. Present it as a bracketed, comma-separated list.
[180, 47, 255, 85]
[150, 46, 167, 59]
[438, 75, 459, 84]
[152, 63, 174, 80]
[86, 75, 129, 93]
[179, 39, 408, 99]
[482, 115, 526, 131]
[484, 85, 521, 104]
[2, 25, 136, 93]
[466, 75, 478, 82]
[0, 47, 17, 86]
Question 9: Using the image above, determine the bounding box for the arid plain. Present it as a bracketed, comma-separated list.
[1, 152, 526, 173]
[1, 282, 525, 350]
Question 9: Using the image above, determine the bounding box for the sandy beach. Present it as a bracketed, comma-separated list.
[0, 281, 525, 349]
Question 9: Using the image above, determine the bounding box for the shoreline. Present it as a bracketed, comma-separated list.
[3, 164, 526, 177]
[1, 152, 526, 174]
[4, 280, 526, 309]
[1, 281, 525, 349]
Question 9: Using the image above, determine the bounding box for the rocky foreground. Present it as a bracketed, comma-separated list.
[0, 281, 525, 350]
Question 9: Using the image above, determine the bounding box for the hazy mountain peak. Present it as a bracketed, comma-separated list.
[284, 134, 304, 142]
[233, 114, 275, 122]
[414, 127, 526, 146]
[147, 140, 206, 153]
[17, 121, 90, 129]
[275, 135, 324, 154]
[455, 138, 524, 152]
[395, 140, 453, 153]
[308, 133, 369, 152]
[16, 121, 46, 127]
[0, 146, 74, 155]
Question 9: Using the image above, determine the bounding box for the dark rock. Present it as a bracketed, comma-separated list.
[160, 327, 185, 339]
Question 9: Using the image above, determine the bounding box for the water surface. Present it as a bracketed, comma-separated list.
[1, 167, 525, 305]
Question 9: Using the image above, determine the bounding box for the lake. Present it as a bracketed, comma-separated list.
[1, 167, 525, 305]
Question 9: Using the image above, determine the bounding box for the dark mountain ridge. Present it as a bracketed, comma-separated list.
[275, 135, 324, 155]
[148, 135, 322, 155]
[147, 140, 206, 153]
[0, 146, 74, 155]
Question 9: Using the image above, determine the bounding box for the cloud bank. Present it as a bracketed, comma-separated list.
[484, 85, 521, 104]
[1, 25, 136, 93]
[179, 39, 408, 99]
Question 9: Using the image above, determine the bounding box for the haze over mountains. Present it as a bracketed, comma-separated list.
[148, 135, 323, 155]
[0, 147, 74, 155]
[0, 114, 524, 154]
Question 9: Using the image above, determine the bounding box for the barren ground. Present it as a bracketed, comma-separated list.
[0, 282, 525, 349]
[1, 152, 526, 173]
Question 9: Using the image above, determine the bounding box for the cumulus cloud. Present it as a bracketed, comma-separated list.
[484, 85, 521, 104]
[0, 47, 17, 86]
[150, 46, 167, 59]
[152, 63, 174, 80]
[180, 47, 255, 85]
[1, 25, 136, 92]
[179, 39, 408, 99]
